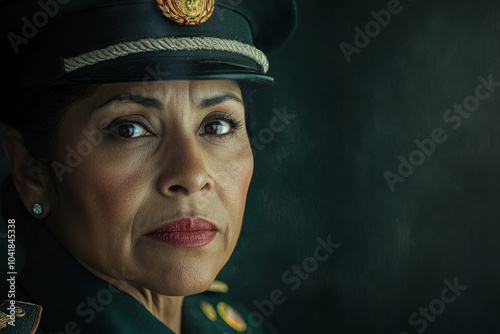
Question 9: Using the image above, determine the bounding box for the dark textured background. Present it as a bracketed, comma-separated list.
[219, 0, 500, 333]
[2, 0, 500, 333]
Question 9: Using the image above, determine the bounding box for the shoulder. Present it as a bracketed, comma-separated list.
[183, 280, 279, 334]
[0, 299, 44, 334]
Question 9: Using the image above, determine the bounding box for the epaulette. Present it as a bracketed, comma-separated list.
[0, 300, 42, 334]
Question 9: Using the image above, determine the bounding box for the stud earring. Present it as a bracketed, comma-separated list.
[33, 203, 43, 216]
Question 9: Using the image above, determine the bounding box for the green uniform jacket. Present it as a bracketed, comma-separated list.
[0, 227, 278, 334]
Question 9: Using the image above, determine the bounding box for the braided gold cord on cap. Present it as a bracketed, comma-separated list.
[63, 36, 270, 73]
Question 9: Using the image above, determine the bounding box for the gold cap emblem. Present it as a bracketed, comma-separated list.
[156, 0, 215, 25]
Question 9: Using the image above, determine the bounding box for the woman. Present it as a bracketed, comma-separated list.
[0, 0, 297, 333]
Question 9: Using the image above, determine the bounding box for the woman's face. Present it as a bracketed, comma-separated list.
[46, 80, 253, 296]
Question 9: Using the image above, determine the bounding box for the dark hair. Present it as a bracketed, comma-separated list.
[0, 82, 96, 252]
[17, 83, 97, 162]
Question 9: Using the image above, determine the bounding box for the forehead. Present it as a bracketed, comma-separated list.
[90, 80, 242, 102]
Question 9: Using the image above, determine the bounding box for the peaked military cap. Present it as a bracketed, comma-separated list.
[0, 0, 297, 118]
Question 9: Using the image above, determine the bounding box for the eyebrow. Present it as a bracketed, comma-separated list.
[90, 94, 164, 116]
[198, 93, 244, 109]
[88, 91, 244, 117]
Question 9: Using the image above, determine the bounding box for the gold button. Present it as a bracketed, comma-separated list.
[200, 301, 217, 322]
[14, 306, 26, 317]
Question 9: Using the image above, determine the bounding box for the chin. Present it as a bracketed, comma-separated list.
[139, 261, 224, 296]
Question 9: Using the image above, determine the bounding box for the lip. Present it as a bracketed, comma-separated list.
[145, 218, 218, 248]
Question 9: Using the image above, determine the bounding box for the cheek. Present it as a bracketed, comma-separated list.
[54, 148, 151, 237]
[49, 146, 155, 273]
[215, 143, 254, 244]
[219, 146, 253, 207]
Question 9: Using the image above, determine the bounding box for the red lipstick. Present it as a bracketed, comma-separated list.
[145, 218, 218, 248]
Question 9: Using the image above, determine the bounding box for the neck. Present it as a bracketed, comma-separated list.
[125, 286, 184, 333]
[80, 263, 184, 334]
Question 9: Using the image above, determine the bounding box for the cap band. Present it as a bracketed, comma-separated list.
[64, 36, 270, 74]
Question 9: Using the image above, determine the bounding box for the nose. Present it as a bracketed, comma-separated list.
[157, 136, 214, 197]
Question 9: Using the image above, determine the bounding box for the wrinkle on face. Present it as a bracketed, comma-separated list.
[44, 80, 254, 328]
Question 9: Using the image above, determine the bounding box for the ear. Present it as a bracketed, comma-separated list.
[3, 128, 52, 219]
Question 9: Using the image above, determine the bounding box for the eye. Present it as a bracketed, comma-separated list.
[104, 119, 153, 139]
[203, 120, 232, 135]
[200, 112, 244, 138]
[114, 123, 149, 138]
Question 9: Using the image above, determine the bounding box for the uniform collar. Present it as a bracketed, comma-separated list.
[18, 227, 179, 334]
